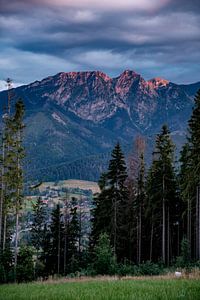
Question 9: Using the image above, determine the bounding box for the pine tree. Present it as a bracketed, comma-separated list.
[0, 99, 25, 280]
[90, 173, 111, 249]
[179, 143, 192, 257]
[182, 89, 200, 260]
[67, 197, 80, 273]
[11, 100, 25, 279]
[50, 204, 64, 275]
[136, 152, 145, 264]
[146, 125, 178, 264]
[94, 233, 116, 275]
[91, 143, 130, 261]
[31, 197, 47, 258]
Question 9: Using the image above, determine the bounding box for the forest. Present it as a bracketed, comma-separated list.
[0, 90, 200, 283]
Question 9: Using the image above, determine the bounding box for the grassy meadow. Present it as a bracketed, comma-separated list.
[0, 277, 200, 300]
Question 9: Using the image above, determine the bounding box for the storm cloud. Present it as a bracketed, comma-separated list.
[0, 0, 199, 86]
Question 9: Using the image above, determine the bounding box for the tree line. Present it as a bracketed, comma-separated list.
[0, 89, 200, 282]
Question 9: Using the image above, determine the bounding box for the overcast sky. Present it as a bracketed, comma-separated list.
[0, 0, 200, 87]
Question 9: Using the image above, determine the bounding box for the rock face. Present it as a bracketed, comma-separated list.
[0, 70, 199, 181]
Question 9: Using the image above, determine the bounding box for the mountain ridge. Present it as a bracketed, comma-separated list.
[0, 70, 200, 181]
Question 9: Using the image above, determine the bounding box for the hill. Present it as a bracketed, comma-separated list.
[0, 70, 199, 181]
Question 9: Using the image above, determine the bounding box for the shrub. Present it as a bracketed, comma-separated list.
[93, 233, 117, 275]
[176, 238, 191, 269]
[0, 263, 6, 283]
[16, 246, 34, 282]
[138, 261, 162, 276]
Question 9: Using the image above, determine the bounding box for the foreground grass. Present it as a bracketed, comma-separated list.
[0, 278, 200, 300]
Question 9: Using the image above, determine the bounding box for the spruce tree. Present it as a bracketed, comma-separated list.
[67, 198, 80, 273]
[91, 143, 130, 261]
[50, 204, 64, 275]
[182, 89, 200, 259]
[12, 100, 25, 278]
[126, 136, 146, 263]
[90, 173, 111, 249]
[135, 153, 146, 264]
[0, 99, 25, 280]
[146, 125, 178, 264]
[31, 197, 47, 258]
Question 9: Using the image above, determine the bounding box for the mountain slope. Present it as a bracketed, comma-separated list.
[0, 70, 199, 181]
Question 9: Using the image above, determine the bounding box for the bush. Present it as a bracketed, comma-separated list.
[0, 263, 6, 283]
[176, 238, 191, 269]
[16, 246, 34, 282]
[93, 233, 117, 275]
[35, 260, 45, 279]
[0, 247, 14, 283]
[138, 261, 162, 276]
[116, 259, 140, 276]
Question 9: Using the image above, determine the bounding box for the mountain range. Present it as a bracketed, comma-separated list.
[0, 70, 200, 182]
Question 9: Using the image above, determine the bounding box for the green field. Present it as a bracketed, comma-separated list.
[0, 278, 200, 300]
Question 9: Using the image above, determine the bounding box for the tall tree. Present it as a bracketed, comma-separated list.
[126, 136, 146, 263]
[91, 143, 130, 261]
[67, 197, 80, 273]
[31, 197, 47, 259]
[11, 100, 25, 279]
[146, 125, 178, 264]
[182, 89, 200, 260]
[50, 204, 64, 275]
[0, 99, 25, 279]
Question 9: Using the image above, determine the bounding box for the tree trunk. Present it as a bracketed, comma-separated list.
[2, 214, 7, 251]
[78, 203, 82, 258]
[198, 186, 200, 260]
[57, 217, 60, 275]
[14, 209, 19, 282]
[0, 140, 5, 250]
[162, 174, 166, 264]
[167, 207, 170, 265]
[196, 185, 200, 260]
[196, 186, 199, 260]
[64, 228, 67, 275]
[113, 191, 117, 257]
[138, 203, 142, 264]
[150, 220, 154, 261]
[187, 196, 191, 258]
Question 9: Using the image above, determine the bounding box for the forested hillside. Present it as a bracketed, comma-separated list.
[0, 89, 200, 282]
[0, 71, 200, 182]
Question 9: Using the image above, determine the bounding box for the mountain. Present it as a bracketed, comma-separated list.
[0, 70, 200, 182]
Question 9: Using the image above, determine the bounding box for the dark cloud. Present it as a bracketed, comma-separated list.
[0, 0, 199, 85]
[166, 0, 200, 13]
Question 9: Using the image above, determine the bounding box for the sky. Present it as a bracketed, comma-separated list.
[0, 0, 200, 88]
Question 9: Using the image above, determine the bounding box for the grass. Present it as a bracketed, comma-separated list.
[0, 277, 200, 300]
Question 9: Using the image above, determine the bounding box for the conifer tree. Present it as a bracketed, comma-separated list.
[146, 125, 178, 264]
[91, 143, 130, 261]
[67, 198, 80, 273]
[31, 197, 47, 259]
[135, 152, 146, 264]
[90, 173, 111, 249]
[11, 100, 25, 278]
[50, 204, 64, 275]
[181, 89, 200, 259]
[0, 99, 25, 279]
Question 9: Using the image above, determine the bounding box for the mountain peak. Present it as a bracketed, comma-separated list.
[57, 71, 111, 82]
[148, 77, 170, 88]
[119, 70, 140, 78]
